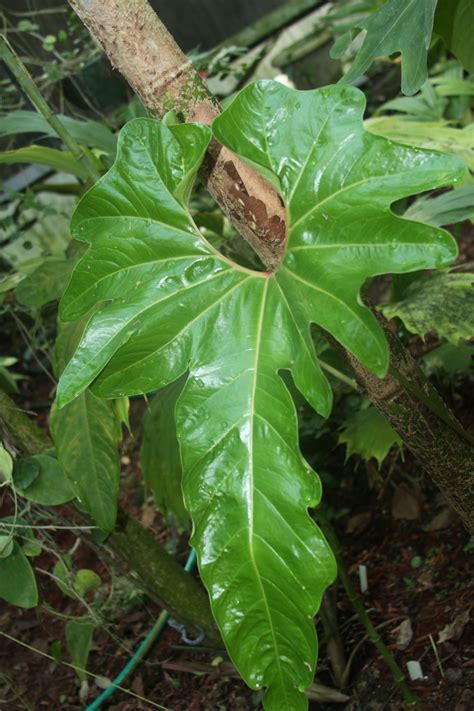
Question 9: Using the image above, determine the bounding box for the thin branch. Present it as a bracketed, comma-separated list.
[0, 34, 101, 183]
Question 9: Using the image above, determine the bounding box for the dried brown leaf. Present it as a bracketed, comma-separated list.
[391, 483, 421, 520]
[438, 609, 471, 644]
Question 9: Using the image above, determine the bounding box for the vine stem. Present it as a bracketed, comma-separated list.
[0, 34, 101, 183]
[315, 510, 417, 706]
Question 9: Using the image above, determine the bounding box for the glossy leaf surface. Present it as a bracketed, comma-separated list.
[57, 82, 464, 709]
[338, 0, 438, 96]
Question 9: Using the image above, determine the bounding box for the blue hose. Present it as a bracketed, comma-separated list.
[86, 548, 197, 710]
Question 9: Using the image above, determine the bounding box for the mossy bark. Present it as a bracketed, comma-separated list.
[341, 323, 474, 533]
[0, 390, 50, 456]
[109, 511, 218, 640]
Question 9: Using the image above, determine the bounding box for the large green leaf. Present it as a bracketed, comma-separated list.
[338, 0, 438, 96]
[380, 271, 474, 343]
[56, 82, 464, 709]
[50, 319, 122, 533]
[140, 377, 190, 528]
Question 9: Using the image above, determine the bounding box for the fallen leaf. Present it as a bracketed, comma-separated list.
[140, 505, 156, 528]
[131, 674, 144, 696]
[346, 511, 372, 534]
[438, 610, 470, 644]
[391, 483, 421, 520]
[396, 618, 413, 650]
[423, 507, 458, 531]
[454, 688, 474, 711]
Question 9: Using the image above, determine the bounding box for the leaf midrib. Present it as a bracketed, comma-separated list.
[63, 255, 200, 318]
[280, 264, 378, 348]
[289, 168, 450, 234]
[246, 279, 291, 704]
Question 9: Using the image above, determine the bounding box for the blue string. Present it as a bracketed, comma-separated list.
[85, 548, 197, 710]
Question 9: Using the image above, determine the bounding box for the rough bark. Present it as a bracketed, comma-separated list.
[108, 511, 219, 640]
[0, 391, 50, 456]
[67, 0, 474, 530]
[0, 390, 219, 640]
[68, 0, 286, 269]
[341, 324, 474, 533]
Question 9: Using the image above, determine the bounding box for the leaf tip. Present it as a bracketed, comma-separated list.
[55, 380, 77, 410]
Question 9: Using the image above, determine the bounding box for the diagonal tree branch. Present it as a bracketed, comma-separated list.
[330, 321, 474, 532]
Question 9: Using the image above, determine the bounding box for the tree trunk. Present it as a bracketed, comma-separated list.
[68, 0, 474, 532]
[0, 390, 219, 640]
[341, 323, 474, 532]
